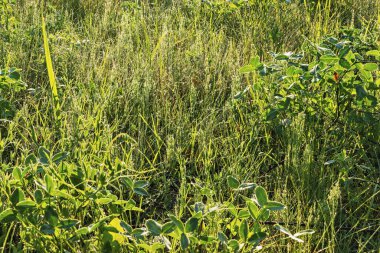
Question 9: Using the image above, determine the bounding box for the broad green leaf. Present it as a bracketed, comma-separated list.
[199, 235, 216, 244]
[366, 50, 380, 57]
[25, 154, 37, 166]
[180, 233, 189, 250]
[120, 221, 133, 233]
[162, 222, 176, 234]
[8, 69, 20, 79]
[364, 63, 378, 71]
[12, 167, 22, 181]
[41, 224, 55, 235]
[109, 218, 125, 233]
[274, 52, 293, 61]
[123, 177, 134, 189]
[257, 208, 270, 222]
[253, 221, 261, 233]
[137, 244, 153, 252]
[102, 226, 120, 233]
[76, 227, 90, 236]
[359, 69, 373, 82]
[238, 209, 251, 219]
[146, 219, 162, 236]
[134, 180, 149, 188]
[44, 174, 55, 194]
[52, 152, 69, 165]
[239, 219, 249, 242]
[247, 201, 259, 219]
[10, 188, 25, 206]
[264, 201, 286, 211]
[227, 202, 238, 217]
[131, 228, 146, 238]
[133, 187, 149, 196]
[103, 227, 126, 245]
[200, 187, 214, 196]
[16, 200, 36, 208]
[137, 242, 165, 252]
[114, 199, 143, 212]
[169, 215, 184, 232]
[96, 198, 113, 205]
[255, 186, 268, 206]
[248, 232, 267, 245]
[185, 217, 198, 233]
[192, 211, 203, 219]
[250, 56, 262, 68]
[89, 215, 118, 233]
[218, 231, 228, 244]
[320, 55, 339, 64]
[45, 206, 59, 226]
[338, 46, 350, 58]
[227, 176, 240, 189]
[239, 65, 256, 73]
[339, 58, 351, 69]
[34, 189, 43, 204]
[38, 146, 50, 165]
[0, 208, 17, 223]
[228, 239, 240, 251]
[137, 243, 164, 252]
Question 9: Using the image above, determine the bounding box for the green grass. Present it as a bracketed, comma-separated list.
[0, 0, 379, 252]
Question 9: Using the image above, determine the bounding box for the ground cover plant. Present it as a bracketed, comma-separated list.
[0, 0, 379, 252]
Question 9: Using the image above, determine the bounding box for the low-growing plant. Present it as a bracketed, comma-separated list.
[0, 146, 148, 251]
[0, 154, 313, 253]
[118, 175, 313, 252]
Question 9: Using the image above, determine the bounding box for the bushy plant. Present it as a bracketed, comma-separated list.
[0, 149, 313, 252]
[239, 28, 379, 141]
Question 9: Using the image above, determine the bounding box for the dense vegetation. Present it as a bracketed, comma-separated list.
[1, 0, 379, 252]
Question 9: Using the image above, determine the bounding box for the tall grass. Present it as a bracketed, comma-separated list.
[0, 0, 379, 252]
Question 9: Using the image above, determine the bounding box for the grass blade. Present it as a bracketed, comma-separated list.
[41, 17, 59, 108]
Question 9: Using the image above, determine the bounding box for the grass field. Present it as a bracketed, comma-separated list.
[1, 0, 379, 252]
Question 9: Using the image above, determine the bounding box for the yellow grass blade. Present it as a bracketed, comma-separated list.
[42, 17, 58, 100]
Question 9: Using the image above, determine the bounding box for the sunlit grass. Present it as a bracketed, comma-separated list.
[0, 0, 379, 252]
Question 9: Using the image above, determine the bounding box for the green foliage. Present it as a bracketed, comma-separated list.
[0, 0, 17, 42]
[0, 67, 25, 119]
[1, 0, 379, 252]
[0, 146, 150, 251]
[239, 28, 379, 141]
[0, 152, 312, 252]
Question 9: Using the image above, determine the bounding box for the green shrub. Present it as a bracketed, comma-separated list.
[239, 28, 379, 141]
